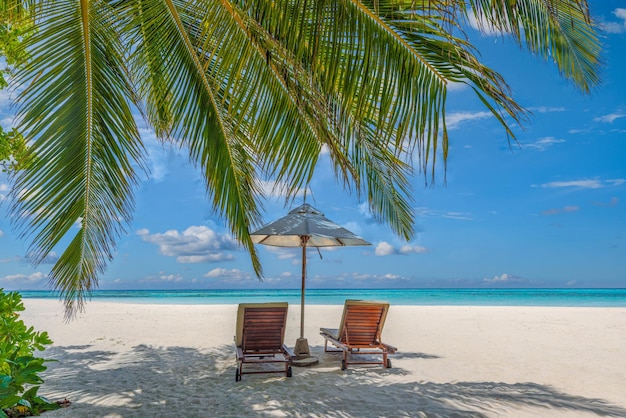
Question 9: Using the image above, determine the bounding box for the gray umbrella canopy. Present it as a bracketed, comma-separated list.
[250, 203, 370, 342]
[251, 204, 370, 247]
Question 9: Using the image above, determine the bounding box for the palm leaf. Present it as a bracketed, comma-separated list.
[465, 0, 601, 93]
[11, 0, 145, 316]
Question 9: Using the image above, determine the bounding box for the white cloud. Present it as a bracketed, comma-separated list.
[524, 136, 565, 151]
[415, 207, 473, 221]
[447, 111, 493, 130]
[204, 268, 249, 280]
[594, 112, 626, 123]
[600, 8, 626, 33]
[138, 225, 238, 263]
[136, 119, 191, 184]
[399, 245, 428, 255]
[482, 273, 523, 284]
[258, 180, 306, 199]
[176, 254, 234, 263]
[529, 106, 566, 113]
[607, 179, 626, 187]
[375, 241, 395, 256]
[265, 246, 298, 260]
[140, 273, 184, 283]
[0, 229, 3, 237]
[467, 11, 510, 36]
[337, 272, 407, 283]
[0, 272, 47, 283]
[375, 241, 428, 256]
[536, 179, 625, 189]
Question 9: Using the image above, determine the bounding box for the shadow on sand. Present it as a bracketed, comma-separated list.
[39, 344, 626, 417]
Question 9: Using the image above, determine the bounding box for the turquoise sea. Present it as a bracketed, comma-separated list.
[18, 288, 626, 307]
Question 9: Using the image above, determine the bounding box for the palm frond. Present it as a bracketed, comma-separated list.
[119, 0, 272, 275]
[466, 0, 601, 93]
[11, 0, 145, 317]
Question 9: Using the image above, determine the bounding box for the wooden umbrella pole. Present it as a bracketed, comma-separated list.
[300, 236, 308, 339]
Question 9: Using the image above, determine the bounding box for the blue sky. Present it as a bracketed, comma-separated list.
[1, 2, 625, 291]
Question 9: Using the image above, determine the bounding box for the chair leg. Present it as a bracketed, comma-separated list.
[236, 362, 242, 381]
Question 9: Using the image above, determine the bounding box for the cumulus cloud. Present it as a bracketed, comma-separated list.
[137, 226, 238, 263]
[257, 180, 306, 199]
[446, 111, 493, 130]
[541, 206, 580, 216]
[265, 246, 298, 260]
[466, 10, 511, 36]
[204, 268, 250, 281]
[375, 241, 428, 256]
[201, 268, 255, 287]
[524, 136, 565, 151]
[139, 273, 184, 283]
[594, 112, 626, 123]
[482, 273, 524, 284]
[375, 242, 395, 256]
[600, 8, 626, 33]
[0, 271, 47, 283]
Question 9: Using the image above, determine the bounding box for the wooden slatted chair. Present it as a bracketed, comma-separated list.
[320, 300, 397, 370]
[235, 302, 294, 381]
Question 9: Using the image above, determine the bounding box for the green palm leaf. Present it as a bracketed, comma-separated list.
[12, 0, 145, 316]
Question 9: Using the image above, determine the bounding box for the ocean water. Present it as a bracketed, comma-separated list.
[18, 288, 626, 307]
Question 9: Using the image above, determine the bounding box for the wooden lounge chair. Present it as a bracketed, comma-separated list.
[235, 302, 294, 381]
[320, 300, 397, 370]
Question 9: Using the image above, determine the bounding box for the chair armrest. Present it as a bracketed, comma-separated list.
[283, 344, 295, 359]
[321, 333, 350, 351]
[381, 342, 398, 353]
[320, 327, 339, 339]
[236, 346, 244, 360]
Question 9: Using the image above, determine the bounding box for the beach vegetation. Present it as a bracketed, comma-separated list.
[0, 1, 31, 173]
[0, 289, 59, 417]
[0, 127, 29, 173]
[1, 1, 602, 316]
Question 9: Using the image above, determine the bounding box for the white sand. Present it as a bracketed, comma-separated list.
[19, 300, 626, 417]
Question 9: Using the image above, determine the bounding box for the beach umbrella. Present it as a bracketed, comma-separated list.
[250, 203, 370, 361]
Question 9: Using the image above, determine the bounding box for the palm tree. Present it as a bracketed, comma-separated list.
[5, 0, 600, 316]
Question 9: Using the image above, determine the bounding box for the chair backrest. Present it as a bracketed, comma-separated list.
[337, 300, 389, 345]
[235, 302, 288, 351]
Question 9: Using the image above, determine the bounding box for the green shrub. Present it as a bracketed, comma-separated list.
[0, 289, 59, 417]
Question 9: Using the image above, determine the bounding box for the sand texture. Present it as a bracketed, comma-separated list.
[19, 300, 626, 417]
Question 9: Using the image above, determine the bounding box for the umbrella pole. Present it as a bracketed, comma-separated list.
[293, 236, 317, 365]
[300, 237, 307, 339]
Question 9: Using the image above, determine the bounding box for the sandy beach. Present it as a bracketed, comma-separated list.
[18, 300, 626, 417]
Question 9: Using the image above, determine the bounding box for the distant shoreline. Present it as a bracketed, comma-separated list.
[15, 287, 626, 307]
